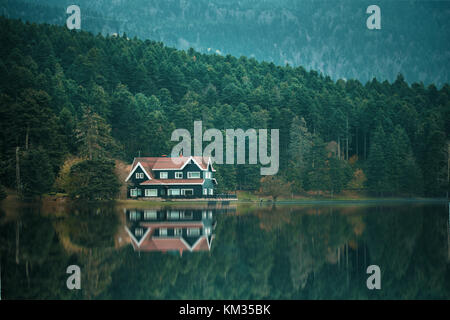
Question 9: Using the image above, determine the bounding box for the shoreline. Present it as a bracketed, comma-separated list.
[2, 189, 448, 208]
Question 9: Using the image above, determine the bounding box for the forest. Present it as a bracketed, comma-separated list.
[0, 17, 449, 198]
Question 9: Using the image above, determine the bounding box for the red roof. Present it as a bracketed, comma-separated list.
[131, 156, 213, 172]
[140, 179, 205, 185]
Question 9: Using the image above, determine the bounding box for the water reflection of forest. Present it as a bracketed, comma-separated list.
[0, 202, 448, 299]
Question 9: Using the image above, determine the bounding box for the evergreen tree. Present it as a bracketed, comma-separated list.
[366, 125, 388, 195]
[76, 106, 121, 161]
[287, 116, 312, 193]
[67, 160, 120, 200]
[20, 147, 55, 198]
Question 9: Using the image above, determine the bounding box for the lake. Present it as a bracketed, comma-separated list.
[0, 200, 449, 299]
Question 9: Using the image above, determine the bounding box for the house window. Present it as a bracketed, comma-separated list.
[145, 189, 157, 197]
[168, 189, 180, 196]
[159, 228, 167, 236]
[135, 172, 144, 179]
[209, 188, 213, 195]
[175, 172, 183, 179]
[174, 228, 182, 236]
[187, 228, 200, 236]
[203, 172, 212, 179]
[130, 210, 140, 221]
[205, 227, 211, 235]
[180, 212, 192, 219]
[130, 189, 138, 197]
[168, 211, 180, 219]
[144, 210, 157, 219]
[181, 189, 194, 196]
[135, 228, 144, 237]
[187, 171, 200, 179]
[203, 188, 208, 196]
[160, 172, 168, 179]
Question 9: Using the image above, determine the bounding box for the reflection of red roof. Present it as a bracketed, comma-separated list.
[140, 179, 205, 185]
[128, 227, 214, 254]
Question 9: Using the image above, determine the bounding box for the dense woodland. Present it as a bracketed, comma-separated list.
[0, 17, 449, 198]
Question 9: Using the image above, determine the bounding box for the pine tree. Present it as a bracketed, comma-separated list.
[366, 125, 388, 195]
[20, 147, 55, 198]
[76, 106, 121, 161]
[287, 116, 312, 193]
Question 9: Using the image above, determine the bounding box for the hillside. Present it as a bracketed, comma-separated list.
[2, 0, 450, 86]
[0, 17, 449, 197]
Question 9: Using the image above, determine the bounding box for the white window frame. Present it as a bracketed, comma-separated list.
[187, 228, 200, 236]
[135, 228, 144, 237]
[168, 211, 180, 219]
[203, 188, 208, 196]
[209, 188, 213, 195]
[144, 189, 157, 197]
[181, 189, 194, 196]
[168, 189, 180, 196]
[203, 172, 212, 179]
[174, 228, 182, 236]
[144, 210, 157, 219]
[135, 172, 144, 179]
[160, 171, 168, 179]
[180, 211, 192, 219]
[175, 172, 183, 179]
[159, 228, 167, 236]
[130, 210, 139, 220]
[130, 189, 138, 197]
[187, 171, 201, 179]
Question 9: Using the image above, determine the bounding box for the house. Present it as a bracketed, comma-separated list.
[124, 208, 216, 255]
[125, 156, 217, 199]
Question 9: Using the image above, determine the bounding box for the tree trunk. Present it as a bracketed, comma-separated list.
[337, 136, 341, 160]
[25, 125, 29, 150]
[346, 116, 349, 160]
[447, 142, 449, 199]
[447, 207, 450, 262]
[15, 221, 20, 265]
[16, 147, 21, 197]
[26, 260, 30, 288]
[364, 132, 367, 160]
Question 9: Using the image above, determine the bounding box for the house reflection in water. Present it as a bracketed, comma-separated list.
[123, 208, 229, 255]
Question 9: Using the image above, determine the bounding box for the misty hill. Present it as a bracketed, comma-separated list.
[1, 0, 450, 86]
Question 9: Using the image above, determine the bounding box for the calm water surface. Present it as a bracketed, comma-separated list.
[0, 200, 449, 299]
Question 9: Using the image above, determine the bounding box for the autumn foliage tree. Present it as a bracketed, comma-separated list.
[259, 175, 292, 201]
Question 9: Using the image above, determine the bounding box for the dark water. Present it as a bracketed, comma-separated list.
[0, 201, 449, 300]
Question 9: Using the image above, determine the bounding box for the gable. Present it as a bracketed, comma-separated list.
[125, 161, 152, 182]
